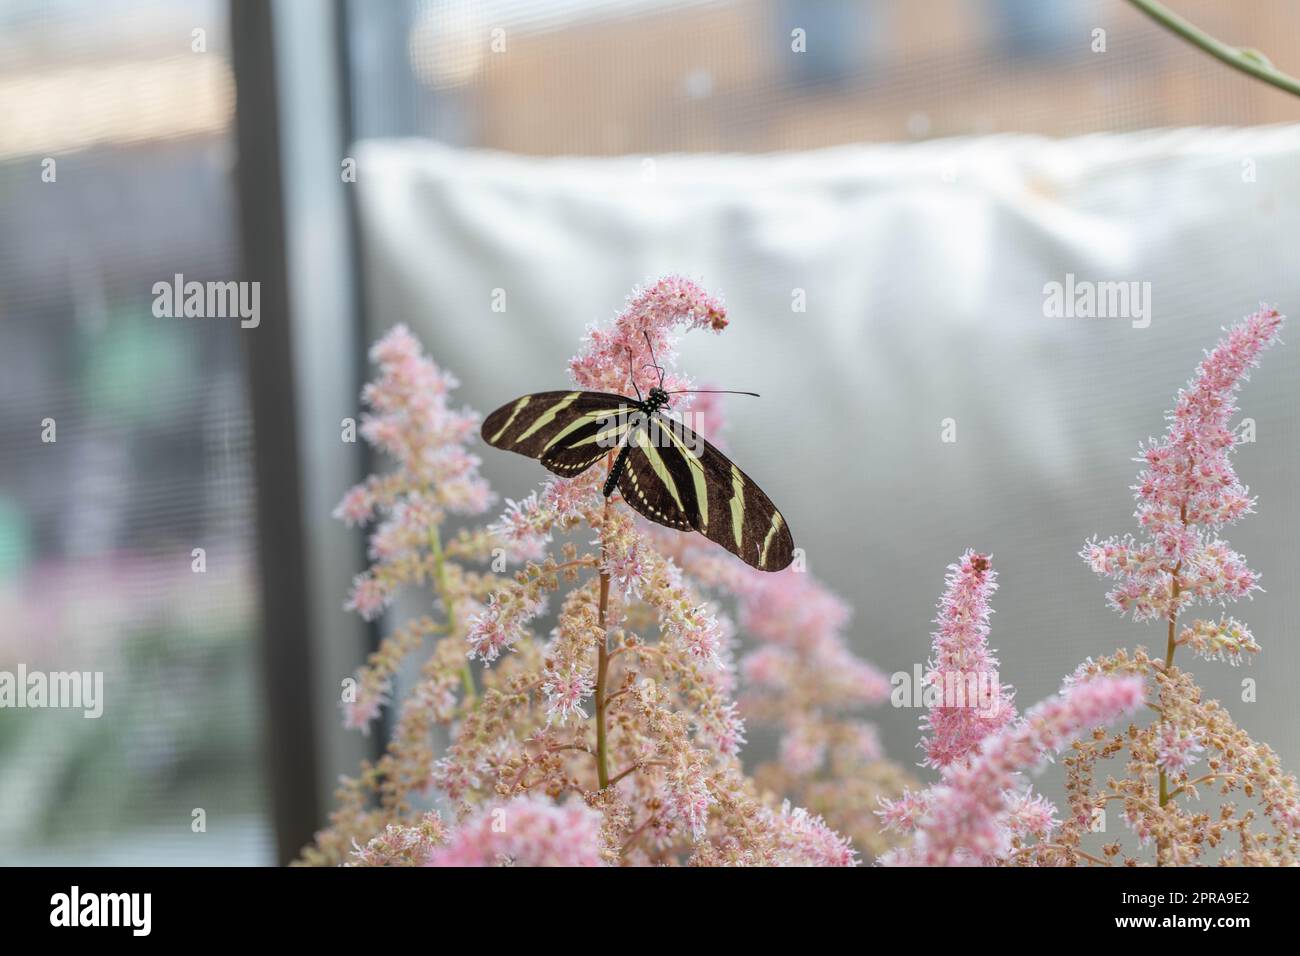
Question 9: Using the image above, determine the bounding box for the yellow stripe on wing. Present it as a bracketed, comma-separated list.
[567, 415, 636, 449]
[729, 464, 745, 551]
[660, 419, 709, 530]
[759, 512, 785, 568]
[490, 395, 531, 444]
[516, 392, 580, 442]
[542, 407, 627, 451]
[634, 426, 686, 512]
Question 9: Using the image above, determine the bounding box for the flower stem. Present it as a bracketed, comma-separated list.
[1163, 575, 1180, 672]
[1155, 531, 1184, 865]
[430, 523, 475, 701]
[594, 462, 614, 790]
[1127, 0, 1300, 99]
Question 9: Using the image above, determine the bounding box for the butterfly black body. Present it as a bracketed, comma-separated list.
[601, 386, 670, 497]
[481, 384, 795, 571]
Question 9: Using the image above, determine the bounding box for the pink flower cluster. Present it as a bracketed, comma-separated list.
[918, 551, 1016, 769]
[315, 291, 1298, 868]
[307, 279, 901, 867]
[1155, 722, 1205, 776]
[881, 676, 1144, 865]
[340, 324, 492, 523]
[466, 591, 546, 665]
[336, 325, 493, 623]
[1082, 306, 1283, 622]
[569, 275, 728, 400]
[879, 548, 1143, 865]
[425, 797, 604, 867]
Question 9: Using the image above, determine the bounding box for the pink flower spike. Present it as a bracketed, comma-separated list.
[353, 323, 492, 516]
[919, 550, 1016, 770]
[569, 275, 727, 402]
[1082, 306, 1283, 624]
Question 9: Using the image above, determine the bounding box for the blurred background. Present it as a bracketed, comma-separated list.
[1, 0, 1298, 864]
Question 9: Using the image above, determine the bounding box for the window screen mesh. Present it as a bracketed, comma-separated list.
[0, 0, 271, 864]
[347, 0, 1300, 150]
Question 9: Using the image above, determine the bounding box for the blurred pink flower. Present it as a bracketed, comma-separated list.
[426, 796, 604, 867]
[779, 722, 827, 776]
[341, 323, 493, 523]
[333, 484, 375, 527]
[1004, 788, 1058, 840]
[770, 803, 858, 867]
[344, 572, 392, 622]
[736, 567, 851, 654]
[341, 678, 390, 735]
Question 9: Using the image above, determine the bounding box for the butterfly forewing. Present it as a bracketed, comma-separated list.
[482, 391, 637, 478]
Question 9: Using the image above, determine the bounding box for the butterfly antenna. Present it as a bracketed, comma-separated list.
[643, 331, 666, 388]
[626, 347, 642, 401]
[667, 389, 761, 398]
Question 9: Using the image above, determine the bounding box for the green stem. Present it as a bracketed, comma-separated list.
[430, 523, 475, 700]
[1155, 508, 1185, 866]
[594, 540, 612, 790]
[593, 461, 614, 790]
[1127, 0, 1300, 98]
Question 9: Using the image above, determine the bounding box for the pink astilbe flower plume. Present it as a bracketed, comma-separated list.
[569, 275, 727, 402]
[878, 546, 1160, 866]
[345, 323, 492, 518]
[651, 540, 908, 856]
[919, 551, 1016, 769]
[1049, 306, 1300, 867]
[1082, 306, 1283, 623]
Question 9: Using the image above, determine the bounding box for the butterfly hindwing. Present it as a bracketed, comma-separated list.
[482, 391, 638, 477]
[615, 418, 699, 533]
[623, 412, 794, 571]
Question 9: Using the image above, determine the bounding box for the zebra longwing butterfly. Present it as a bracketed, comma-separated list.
[482, 370, 795, 572]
